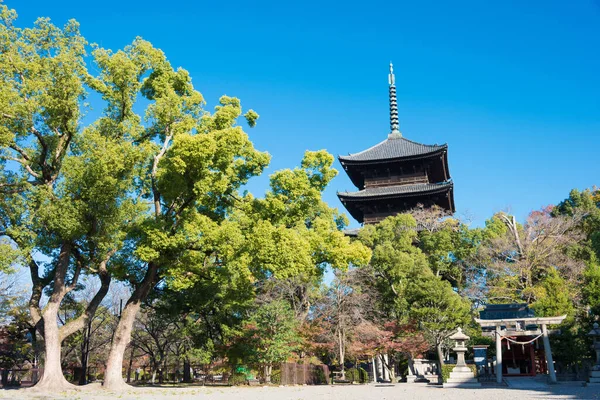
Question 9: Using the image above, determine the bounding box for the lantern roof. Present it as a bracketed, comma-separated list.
[449, 327, 470, 341]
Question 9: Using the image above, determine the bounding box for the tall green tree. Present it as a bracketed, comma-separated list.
[0, 5, 144, 390]
[358, 213, 430, 317]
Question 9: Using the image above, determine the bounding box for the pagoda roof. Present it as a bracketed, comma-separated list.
[338, 181, 453, 200]
[338, 134, 447, 164]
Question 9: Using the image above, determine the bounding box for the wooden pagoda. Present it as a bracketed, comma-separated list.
[337, 63, 455, 225]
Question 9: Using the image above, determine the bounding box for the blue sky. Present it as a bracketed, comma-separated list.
[12, 0, 600, 228]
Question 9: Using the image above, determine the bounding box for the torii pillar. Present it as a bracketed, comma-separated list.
[495, 326, 502, 384]
[542, 324, 557, 383]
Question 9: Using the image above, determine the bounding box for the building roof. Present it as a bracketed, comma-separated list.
[475, 315, 567, 328]
[338, 134, 447, 163]
[338, 181, 453, 199]
[479, 303, 535, 320]
[342, 227, 361, 237]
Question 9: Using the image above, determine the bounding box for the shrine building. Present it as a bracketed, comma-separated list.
[337, 63, 454, 225]
[476, 303, 566, 384]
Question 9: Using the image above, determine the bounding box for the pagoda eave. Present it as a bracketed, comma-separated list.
[338, 146, 447, 166]
[337, 182, 454, 201]
[338, 182, 455, 223]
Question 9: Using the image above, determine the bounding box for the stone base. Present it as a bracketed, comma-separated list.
[443, 368, 481, 388]
[588, 370, 600, 385]
[405, 374, 417, 383]
[444, 382, 482, 388]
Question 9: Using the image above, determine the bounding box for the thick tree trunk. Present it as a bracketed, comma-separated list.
[33, 303, 76, 391]
[103, 263, 157, 390]
[30, 244, 78, 392]
[103, 300, 142, 389]
[183, 359, 191, 383]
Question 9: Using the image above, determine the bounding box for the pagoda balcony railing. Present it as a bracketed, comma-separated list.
[365, 173, 428, 188]
[364, 213, 397, 225]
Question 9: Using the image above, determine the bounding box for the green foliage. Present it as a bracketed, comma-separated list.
[314, 367, 329, 384]
[358, 214, 429, 315]
[270, 369, 281, 384]
[408, 275, 471, 345]
[440, 364, 453, 383]
[582, 260, 600, 315]
[417, 218, 478, 288]
[345, 367, 368, 383]
[234, 300, 301, 368]
[531, 269, 575, 320]
[228, 372, 247, 386]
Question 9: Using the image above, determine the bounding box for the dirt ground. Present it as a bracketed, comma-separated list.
[1, 382, 599, 400]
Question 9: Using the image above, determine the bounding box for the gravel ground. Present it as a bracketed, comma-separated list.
[1, 382, 599, 400]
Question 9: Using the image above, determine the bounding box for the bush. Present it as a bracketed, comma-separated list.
[228, 372, 247, 386]
[270, 369, 281, 384]
[441, 364, 453, 383]
[345, 368, 369, 384]
[468, 364, 477, 377]
[314, 367, 328, 385]
[345, 368, 357, 383]
[358, 367, 369, 383]
[441, 364, 477, 383]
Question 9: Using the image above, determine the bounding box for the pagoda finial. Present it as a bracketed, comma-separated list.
[388, 62, 401, 138]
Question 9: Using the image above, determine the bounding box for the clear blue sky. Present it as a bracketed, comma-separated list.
[12, 0, 600, 228]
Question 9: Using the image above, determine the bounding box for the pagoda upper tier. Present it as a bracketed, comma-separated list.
[337, 63, 454, 225]
[338, 134, 449, 190]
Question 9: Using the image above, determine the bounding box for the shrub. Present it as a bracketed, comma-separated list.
[441, 364, 453, 383]
[358, 367, 369, 383]
[441, 363, 477, 383]
[270, 369, 281, 384]
[468, 364, 477, 377]
[344, 368, 369, 383]
[346, 368, 358, 383]
[228, 372, 247, 386]
[314, 367, 328, 385]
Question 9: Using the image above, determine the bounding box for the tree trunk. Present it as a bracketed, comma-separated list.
[436, 342, 445, 384]
[103, 300, 142, 389]
[33, 303, 76, 391]
[338, 329, 345, 379]
[103, 263, 158, 390]
[31, 243, 78, 392]
[126, 348, 135, 383]
[183, 358, 191, 383]
[264, 364, 272, 383]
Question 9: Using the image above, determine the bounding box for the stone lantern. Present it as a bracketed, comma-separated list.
[443, 328, 481, 388]
[450, 328, 470, 369]
[588, 322, 600, 386]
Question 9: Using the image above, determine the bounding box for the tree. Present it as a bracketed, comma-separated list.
[314, 267, 375, 380]
[0, 6, 141, 389]
[476, 208, 584, 307]
[101, 82, 268, 388]
[358, 213, 430, 318]
[407, 275, 471, 378]
[235, 300, 300, 383]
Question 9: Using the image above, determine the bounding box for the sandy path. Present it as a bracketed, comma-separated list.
[1, 382, 598, 400]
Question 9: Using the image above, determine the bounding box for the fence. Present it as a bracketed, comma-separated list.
[0, 368, 42, 387]
[279, 363, 329, 385]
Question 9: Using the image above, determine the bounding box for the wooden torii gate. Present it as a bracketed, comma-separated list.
[475, 315, 566, 384]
